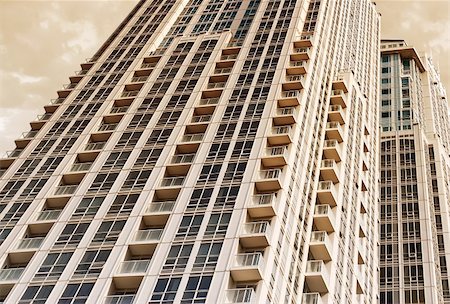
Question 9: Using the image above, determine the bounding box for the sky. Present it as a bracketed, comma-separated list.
[0, 0, 449, 155]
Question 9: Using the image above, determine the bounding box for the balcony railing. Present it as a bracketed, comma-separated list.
[214, 68, 232, 74]
[252, 193, 276, 207]
[282, 90, 301, 98]
[271, 126, 292, 136]
[234, 252, 263, 268]
[70, 162, 93, 172]
[199, 97, 220, 105]
[266, 146, 288, 157]
[171, 154, 196, 164]
[133, 229, 163, 242]
[16, 237, 45, 250]
[110, 106, 129, 114]
[85, 142, 106, 151]
[191, 115, 212, 123]
[286, 75, 305, 82]
[104, 295, 135, 304]
[290, 60, 307, 67]
[331, 89, 345, 96]
[117, 260, 150, 274]
[20, 130, 38, 139]
[131, 76, 148, 83]
[121, 91, 139, 98]
[98, 124, 118, 131]
[242, 221, 270, 236]
[220, 54, 238, 61]
[50, 98, 65, 104]
[35, 210, 61, 221]
[225, 288, 254, 303]
[0, 268, 24, 281]
[54, 185, 78, 195]
[318, 181, 334, 191]
[302, 293, 321, 304]
[181, 134, 204, 142]
[146, 201, 176, 214]
[207, 82, 226, 89]
[160, 177, 185, 187]
[259, 168, 282, 180]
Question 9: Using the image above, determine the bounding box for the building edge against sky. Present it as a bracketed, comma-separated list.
[0, 0, 380, 303]
[379, 40, 450, 304]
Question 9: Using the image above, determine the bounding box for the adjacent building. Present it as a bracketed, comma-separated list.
[379, 39, 450, 304]
[0, 0, 379, 303]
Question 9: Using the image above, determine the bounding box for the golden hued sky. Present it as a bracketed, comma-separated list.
[0, 0, 448, 154]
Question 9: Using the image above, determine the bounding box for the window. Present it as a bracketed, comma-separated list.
[55, 222, 90, 248]
[149, 277, 182, 304]
[19, 285, 54, 304]
[58, 282, 94, 304]
[193, 242, 222, 271]
[176, 215, 203, 240]
[204, 213, 231, 238]
[107, 194, 140, 216]
[73, 250, 111, 278]
[72, 197, 104, 219]
[181, 275, 212, 303]
[34, 252, 73, 281]
[162, 244, 193, 273]
[90, 220, 126, 245]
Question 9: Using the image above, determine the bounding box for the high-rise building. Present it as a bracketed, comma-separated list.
[379, 39, 450, 304]
[0, 1, 380, 303]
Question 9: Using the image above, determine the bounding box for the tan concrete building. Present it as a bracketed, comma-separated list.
[0, 0, 380, 303]
[379, 40, 450, 304]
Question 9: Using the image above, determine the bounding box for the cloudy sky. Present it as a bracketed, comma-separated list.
[0, 0, 449, 155]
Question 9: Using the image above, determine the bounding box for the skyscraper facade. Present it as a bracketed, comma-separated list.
[379, 40, 450, 304]
[0, 1, 380, 303]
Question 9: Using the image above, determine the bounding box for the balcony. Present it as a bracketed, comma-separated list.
[54, 185, 78, 196]
[320, 160, 339, 183]
[325, 122, 344, 142]
[273, 107, 296, 126]
[302, 293, 323, 304]
[104, 295, 135, 304]
[287, 60, 307, 75]
[240, 221, 271, 248]
[332, 75, 349, 93]
[225, 288, 254, 303]
[230, 253, 264, 282]
[283, 75, 305, 91]
[316, 181, 338, 207]
[255, 169, 282, 192]
[133, 229, 162, 243]
[248, 193, 277, 218]
[322, 140, 342, 162]
[35, 210, 62, 222]
[267, 126, 293, 146]
[313, 205, 335, 233]
[357, 239, 366, 265]
[0, 268, 24, 283]
[261, 146, 288, 167]
[57, 86, 72, 98]
[309, 231, 332, 261]
[328, 105, 345, 125]
[294, 34, 313, 48]
[143, 201, 175, 226]
[291, 47, 311, 61]
[304, 260, 329, 294]
[178, 134, 203, 153]
[330, 90, 347, 108]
